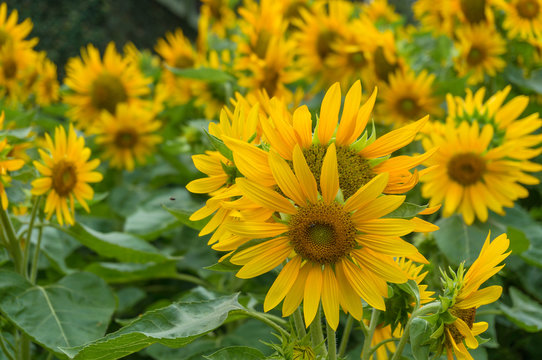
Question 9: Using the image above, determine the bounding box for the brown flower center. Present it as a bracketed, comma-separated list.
[114, 129, 139, 149]
[251, 29, 272, 59]
[460, 0, 487, 23]
[289, 202, 356, 264]
[3, 58, 17, 80]
[446, 307, 476, 344]
[466, 46, 486, 66]
[374, 47, 399, 82]
[398, 97, 421, 117]
[447, 152, 486, 186]
[316, 30, 340, 61]
[52, 160, 78, 196]
[90, 73, 128, 114]
[174, 55, 194, 69]
[302, 145, 375, 199]
[348, 51, 367, 68]
[260, 67, 280, 97]
[516, 0, 540, 19]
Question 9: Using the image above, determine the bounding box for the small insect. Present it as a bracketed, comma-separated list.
[169, 197, 176, 201]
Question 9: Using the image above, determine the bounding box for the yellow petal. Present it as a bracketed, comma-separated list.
[303, 263, 323, 327]
[264, 256, 302, 312]
[293, 145, 318, 203]
[320, 143, 339, 204]
[227, 222, 289, 239]
[351, 249, 408, 284]
[282, 264, 310, 317]
[454, 318, 478, 349]
[344, 173, 389, 212]
[456, 286, 502, 309]
[334, 262, 363, 320]
[340, 258, 385, 310]
[236, 242, 291, 279]
[318, 82, 341, 145]
[321, 265, 340, 330]
[269, 151, 306, 206]
[355, 218, 415, 236]
[336, 80, 361, 146]
[236, 178, 296, 214]
[223, 137, 275, 186]
[351, 195, 405, 222]
[293, 106, 313, 148]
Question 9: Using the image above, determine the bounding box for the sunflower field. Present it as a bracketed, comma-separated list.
[0, 0, 542, 359]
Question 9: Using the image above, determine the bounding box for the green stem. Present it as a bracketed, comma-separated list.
[366, 338, 401, 359]
[0, 207, 24, 274]
[0, 332, 15, 360]
[22, 197, 41, 279]
[326, 321, 337, 360]
[338, 315, 354, 357]
[19, 336, 30, 360]
[173, 273, 211, 288]
[243, 310, 289, 338]
[390, 301, 442, 360]
[293, 307, 306, 338]
[361, 308, 380, 360]
[29, 222, 44, 285]
[310, 307, 326, 357]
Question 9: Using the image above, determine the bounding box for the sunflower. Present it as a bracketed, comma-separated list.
[0, 3, 34, 50]
[360, 0, 401, 24]
[378, 69, 443, 126]
[413, 0, 456, 36]
[31, 125, 102, 226]
[223, 81, 438, 203]
[499, 0, 542, 40]
[200, 0, 237, 39]
[366, 29, 406, 88]
[421, 87, 542, 225]
[442, 233, 510, 360]
[34, 56, 60, 106]
[0, 40, 37, 102]
[64, 42, 151, 133]
[453, 24, 506, 84]
[227, 147, 425, 330]
[94, 103, 162, 171]
[0, 114, 24, 209]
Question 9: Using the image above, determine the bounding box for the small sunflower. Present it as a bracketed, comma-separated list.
[442, 233, 510, 360]
[367, 29, 406, 87]
[421, 87, 542, 225]
[64, 42, 151, 133]
[454, 24, 506, 84]
[0, 40, 37, 102]
[228, 148, 423, 330]
[413, 0, 456, 36]
[500, 0, 542, 40]
[378, 69, 443, 126]
[31, 125, 102, 225]
[34, 56, 60, 106]
[361, 0, 401, 24]
[94, 103, 162, 171]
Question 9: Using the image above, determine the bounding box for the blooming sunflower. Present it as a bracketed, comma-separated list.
[94, 103, 162, 171]
[228, 146, 425, 330]
[442, 233, 510, 360]
[454, 24, 506, 85]
[64, 42, 151, 133]
[413, 0, 456, 36]
[421, 87, 542, 225]
[31, 125, 102, 226]
[360, 0, 401, 24]
[378, 69, 443, 126]
[34, 56, 60, 106]
[499, 0, 542, 40]
[0, 40, 37, 102]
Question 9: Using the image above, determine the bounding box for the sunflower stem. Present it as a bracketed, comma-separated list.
[242, 309, 289, 338]
[0, 207, 24, 275]
[338, 315, 354, 357]
[310, 306, 327, 357]
[23, 196, 41, 279]
[293, 307, 306, 338]
[0, 331, 15, 360]
[361, 308, 380, 360]
[366, 338, 401, 359]
[29, 215, 44, 284]
[326, 321, 337, 360]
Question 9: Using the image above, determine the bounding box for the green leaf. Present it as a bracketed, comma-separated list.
[57, 222, 171, 263]
[205, 131, 234, 162]
[0, 271, 115, 356]
[59, 294, 243, 360]
[505, 66, 542, 94]
[385, 202, 428, 219]
[500, 287, 542, 332]
[506, 227, 530, 255]
[396, 279, 420, 306]
[163, 197, 208, 231]
[204, 346, 265, 360]
[85, 261, 179, 283]
[409, 318, 431, 360]
[166, 66, 235, 83]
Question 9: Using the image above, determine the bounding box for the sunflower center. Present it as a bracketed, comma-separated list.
[516, 0, 540, 19]
[374, 47, 399, 82]
[260, 67, 280, 96]
[2, 58, 17, 80]
[460, 0, 487, 23]
[174, 55, 194, 69]
[90, 73, 128, 114]
[348, 51, 367, 68]
[251, 29, 272, 59]
[316, 30, 340, 61]
[302, 145, 375, 199]
[466, 46, 486, 66]
[446, 307, 476, 344]
[398, 98, 420, 117]
[447, 153, 486, 186]
[52, 160, 78, 196]
[114, 129, 139, 148]
[289, 202, 356, 264]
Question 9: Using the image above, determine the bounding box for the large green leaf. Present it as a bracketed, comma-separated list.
[500, 287, 542, 332]
[60, 294, 243, 360]
[204, 346, 265, 360]
[85, 261, 179, 283]
[57, 223, 171, 263]
[0, 271, 115, 356]
[409, 318, 431, 360]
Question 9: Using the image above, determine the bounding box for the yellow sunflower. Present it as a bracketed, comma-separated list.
[366, 29, 406, 88]
[34, 56, 60, 106]
[0, 113, 24, 209]
[443, 233, 510, 360]
[94, 103, 162, 171]
[378, 69, 443, 126]
[64, 42, 151, 133]
[31, 125, 102, 226]
[413, 0, 456, 36]
[228, 148, 424, 330]
[200, 0, 236, 39]
[0, 3, 34, 50]
[421, 87, 542, 225]
[454, 24, 506, 85]
[499, 0, 542, 40]
[360, 0, 401, 24]
[0, 40, 37, 103]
